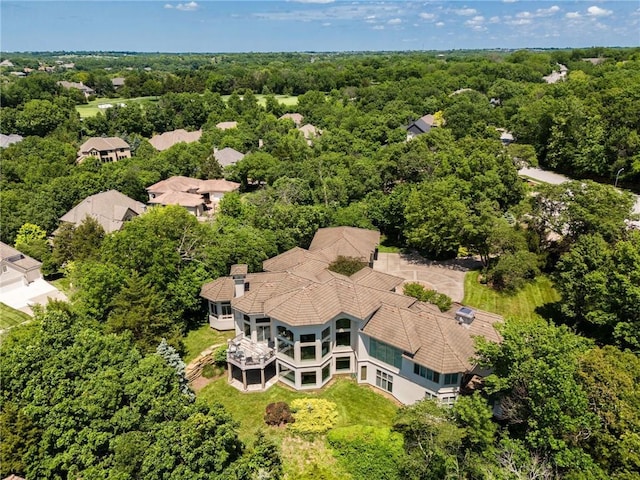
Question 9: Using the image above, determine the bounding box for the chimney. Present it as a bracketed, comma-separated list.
[230, 264, 249, 297]
[455, 307, 475, 325]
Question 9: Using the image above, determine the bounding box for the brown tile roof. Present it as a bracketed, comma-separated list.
[298, 124, 322, 139]
[350, 267, 404, 291]
[59, 190, 145, 233]
[263, 247, 326, 272]
[148, 191, 204, 208]
[200, 277, 235, 302]
[3, 475, 26, 480]
[232, 272, 302, 314]
[214, 147, 245, 167]
[309, 226, 380, 262]
[197, 179, 240, 194]
[279, 113, 304, 126]
[364, 301, 502, 374]
[146, 176, 203, 194]
[216, 121, 238, 130]
[0, 242, 41, 273]
[230, 264, 248, 275]
[79, 137, 129, 154]
[149, 129, 202, 151]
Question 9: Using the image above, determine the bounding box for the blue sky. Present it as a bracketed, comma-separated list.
[1, 1, 639, 52]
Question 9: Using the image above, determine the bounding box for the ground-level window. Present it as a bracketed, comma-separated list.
[440, 396, 456, 407]
[335, 356, 351, 371]
[322, 363, 331, 381]
[301, 371, 317, 386]
[375, 370, 393, 393]
[425, 392, 437, 400]
[360, 365, 367, 381]
[369, 338, 402, 369]
[279, 363, 295, 385]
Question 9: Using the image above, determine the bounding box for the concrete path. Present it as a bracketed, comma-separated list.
[373, 252, 480, 302]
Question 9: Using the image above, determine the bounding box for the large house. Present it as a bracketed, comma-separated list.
[146, 176, 240, 216]
[59, 190, 146, 234]
[406, 114, 436, 140]
[57, 80, 95, 99]
[149, 129, 202, 151]
[77, 137, 131, 163]
[214, 147, 245, 168]
[200, 227, 502, 405]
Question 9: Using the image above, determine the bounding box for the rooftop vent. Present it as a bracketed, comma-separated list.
[455, 307, 475, 325]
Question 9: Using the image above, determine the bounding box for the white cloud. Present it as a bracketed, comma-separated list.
[565, 12, 581, 19]
[503, 0, 517, 3]
[587, 6, 612, 17]
[419, 12, 435, 20]
[516, 11, 532, 18]
[506, 18, 531, 26]
[164, 4, 173, 9]
[175, 1, 198, 12]
[388, 18, 402, 25]
[291, 0, 335, 3]
[322, 22, 331, 26]
[435, 21, 445, 27]
[536, 5, 560, 16]
[454, 8, 477, 16]
[489, 16, 500, 23]
[372, 25, 384, 30]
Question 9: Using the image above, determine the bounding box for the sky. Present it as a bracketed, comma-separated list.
[1, 1, 639, 53]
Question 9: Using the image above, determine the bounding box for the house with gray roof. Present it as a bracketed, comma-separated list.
[59, 190, 146, 234]
[0, 134, 24, 149]
[200, 226, 502, 405]
[57, 80, 95, 98]
[406, 114, 436, 140]
[214, 147, 245, 168]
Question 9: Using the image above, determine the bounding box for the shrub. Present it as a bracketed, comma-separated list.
[327, 425, 404, 480]
[488, 250, 540, 292]
[288, 399, 337, 436]
[328, 256, 367, 276]
[213, 345, 227, 366]
[264, 402, 294, 426]
[403, 282, 452, 312]
[201, 363, 217, 378]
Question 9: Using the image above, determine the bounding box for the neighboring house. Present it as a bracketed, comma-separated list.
[111, 77, 126, 89]
[57, 80, 95, 98]
[9, 71, 25, 77]
[3, 475, 26, 480]
[0, 242, 66, 315]
[298, 124, 322, 145]
[214, 147, 245, 168]
[279, 113, 304, 127]
[582, 57, 606, 65]
[0, 134, 24, 148]
[216, 121, 238, 131]
[543, 64, 568, 84]
[149, 129, 202, 151]
[496, 128, 514, 146]
[200, 227, 502, 405]
[146, 175, 237, 216]
[77, 137, 131, 163]
[148, 191, 206, 217]
[198, 179, 241, 205]
[0, 59, 14, 67]
[59, 190, 146, 234]
[406, 114, 435, 139]
[0, 242, 42, 289]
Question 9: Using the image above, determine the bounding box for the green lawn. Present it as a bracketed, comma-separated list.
[463, 270, 561, 321]
[0, 303, 31, 330]
[198, 377, 399, 444]
[221, 94, 299, 107]
[183, 323, 235, 363]
[76, 96, 160, 118]
[50, 277, 73, 296]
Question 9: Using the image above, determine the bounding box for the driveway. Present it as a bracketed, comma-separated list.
[373, 252, 480, 302]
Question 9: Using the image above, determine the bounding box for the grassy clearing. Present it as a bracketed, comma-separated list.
[198, 376, 398, 443]
[183, 323, 234, 363]
[76, 96, 160, 118]
[463, 270, 561, 322]
[221, 94, 298, 107]
[50, 277, 73, 296]
[0, 303, 30, 330]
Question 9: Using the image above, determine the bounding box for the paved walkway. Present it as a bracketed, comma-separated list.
[373, 252, 480, 302]
[0, 279, 67, 315]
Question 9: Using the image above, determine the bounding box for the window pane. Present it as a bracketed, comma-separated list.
[277, 326, 293, 341]
[336, 318, 350, 329]
[278, 339, 293, 359]
[255, 317, 270, 323]
[322, 340, 331, 357]
[322, 364, 331, 381]
[301, 371, 317, 385]
[336, 357, 351, 370]
[257, 325, 271, 342]
[243, 322, 251, 337]
[322, 327, 331, 339]
[301, 345, 316, 360]
[221, 303, 232, 316]
[280, 364, 295, 384]
[300, 333, 315, 343]
[336, 331, 351, 346]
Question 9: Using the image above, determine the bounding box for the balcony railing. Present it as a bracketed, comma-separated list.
[227, 333, 275, 367]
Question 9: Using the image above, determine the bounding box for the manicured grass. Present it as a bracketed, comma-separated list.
[377, 235, 404, 254]
[221, 94, 298, 107]
[50, 277, 73, 296]
[76, 95, 160, 118]
[0, 303, 30, 330]
[183, 323, 235, 363]
[198, 376, 399, 443]
[463, 270, 561, 322]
